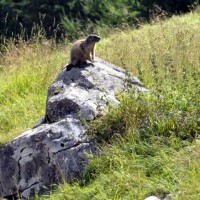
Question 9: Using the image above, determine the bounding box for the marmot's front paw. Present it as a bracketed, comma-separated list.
[91, 59, 97, 63]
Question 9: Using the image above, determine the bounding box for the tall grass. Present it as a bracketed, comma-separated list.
[0, 38, 70, 143]
[0, 11, 200, 199]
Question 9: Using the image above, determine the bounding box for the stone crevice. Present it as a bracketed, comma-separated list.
[17, 157, 22, 181]
[53, 141, 90, 155]
[107, 73, 125, 80]
[47, 149, 51, 164]
[21, 181, 40, 197]
[20, 147, 26, 153]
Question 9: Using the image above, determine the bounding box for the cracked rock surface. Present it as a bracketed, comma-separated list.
[0, 58, 148, 199]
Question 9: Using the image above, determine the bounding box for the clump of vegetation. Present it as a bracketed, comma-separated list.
[0, 9, 200, 200]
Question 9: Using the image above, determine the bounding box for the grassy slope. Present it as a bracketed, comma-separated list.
[0, 12, 200, 199]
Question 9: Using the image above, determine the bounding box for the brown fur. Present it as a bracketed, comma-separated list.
[69, 34, 101, 67]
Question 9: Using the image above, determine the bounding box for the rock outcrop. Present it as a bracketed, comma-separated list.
[0, 58, 148, 199]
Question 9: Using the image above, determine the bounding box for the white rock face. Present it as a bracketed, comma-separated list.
[0, 58, 148, 199]
[144, 196, 161, 200]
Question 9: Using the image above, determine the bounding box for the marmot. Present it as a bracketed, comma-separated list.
[66, 34, 101, 71]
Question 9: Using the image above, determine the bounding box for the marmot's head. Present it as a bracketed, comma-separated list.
[86, 34, 101, 44]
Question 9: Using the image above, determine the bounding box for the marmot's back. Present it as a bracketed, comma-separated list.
[70, 39, 85, 66]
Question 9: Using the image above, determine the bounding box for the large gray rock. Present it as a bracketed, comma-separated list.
[0, 58, 148, 199]
[45, 58, 147, 123]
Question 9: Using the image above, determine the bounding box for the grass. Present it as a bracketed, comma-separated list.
[0, 39, 70, 143]
[0, 11, 200, 199]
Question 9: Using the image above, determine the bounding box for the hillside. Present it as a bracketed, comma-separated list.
[0, 12, 200, 199]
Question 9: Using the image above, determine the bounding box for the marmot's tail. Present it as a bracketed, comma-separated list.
[63, 64, 74, 71]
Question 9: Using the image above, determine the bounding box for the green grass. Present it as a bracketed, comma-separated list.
[0, 39, 70, 143]
[1, 11, 200, 199]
